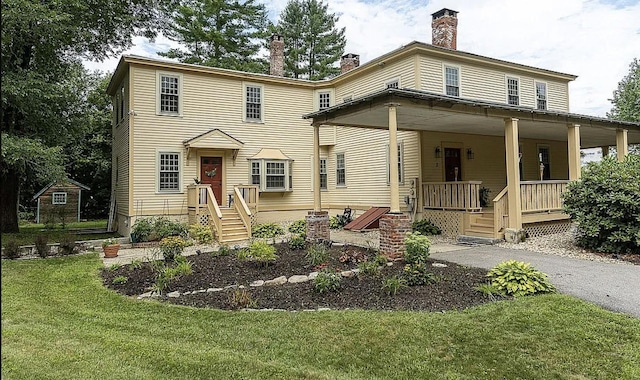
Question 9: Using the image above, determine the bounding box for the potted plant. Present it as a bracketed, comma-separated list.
[102, 238, 120, 258]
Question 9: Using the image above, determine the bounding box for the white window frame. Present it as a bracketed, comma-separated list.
[156, 72, 183, 116]
[385, 78, 400, 89]
[535, 81, 547, 110]
[120, 85, 125, 121]
[443, 64, 460, 97]
[243, 83, 264, 123]
[318, 91, 331, 110]
[314, 89, 334, 110]
[157, 151, 182, 193]
[506, 76, 520, 106]
[386, 142, 405, 185]
[249, 159, 292, 192]
[336, 152, 346, 187]
[319, 158, 327, 190]
[52, 192, 67, 205]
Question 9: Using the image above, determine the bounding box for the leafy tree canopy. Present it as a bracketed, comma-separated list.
[607, 58, 639, 123]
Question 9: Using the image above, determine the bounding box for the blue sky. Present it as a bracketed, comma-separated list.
[84, 0, 640, 117]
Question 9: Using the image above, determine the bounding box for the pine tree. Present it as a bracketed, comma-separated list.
[275, 0, 346, 80]
[159, 0, 269, 73]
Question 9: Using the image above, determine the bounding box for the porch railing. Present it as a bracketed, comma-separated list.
[235, 185, 259, 213]
[422, 181, 482, 212]
[187, 184, 222, 239]
[520, 180, 569, 213]
[492, 187, 509, 237]
[233, 186, 252, 238]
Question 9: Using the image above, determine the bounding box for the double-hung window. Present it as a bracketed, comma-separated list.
[250, 159, 292, 192]
[319, 158, 327, 190]
[507, 77, 519, 105]
[336, 153, 346, 186]
[251, 161, 261, 186]
[159, 152, 180, 192]
[159, 74, 180, 114]
[52, 192, 67, 205]
[536, 81, 547, 110]
[319, 92, 331, 110]
[245, 84, 263, 122]
[445, 66, 459, 97]
[266, 161, 285, 189]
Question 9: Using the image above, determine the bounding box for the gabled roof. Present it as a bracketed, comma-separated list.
[183, 128, 244, 150]
[32, 179, 90, 200]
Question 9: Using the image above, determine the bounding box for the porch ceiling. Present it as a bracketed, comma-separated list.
[304, 89, 640, 149]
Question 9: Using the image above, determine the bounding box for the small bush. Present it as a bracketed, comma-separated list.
[252, 223, 284, 238]
[372, 254, 388, 267]
[58, 235, 77, 255]
[188, 224, 213, 244]
[152, 217, 188, 241]
[212, 244, 232, 257]
[153, 260, 193, 294]
[485, 260, 556, 298]
[159, 236, 189, 261]
[131, 217, 154, 242]
[403, 262, 435, 286]
[129, 259, 144, 270]
[563, 155, 640, 254]
[313, 268, 342, 293]
[404, 232, 431, 264]
[329, 216, 342, 230]
[112, 276, 128, 285]
[3, 240, 21, 259]
[381, 276, 408, 296]
[228, 289, 257, 310]
[412, 219, 442, 236]
[357, 260, 382, 277]
[288, 234, 306, 250]
[306, 243, 330, 267]
[35, 235, 50, 258]
[237, 240, 277, 266]
[288, 219, 307, 235]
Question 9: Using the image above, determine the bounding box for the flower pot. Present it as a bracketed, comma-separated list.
[103, 244, 120, 258]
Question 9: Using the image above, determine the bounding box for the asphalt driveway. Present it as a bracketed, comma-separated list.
[430, 246, 640, 318]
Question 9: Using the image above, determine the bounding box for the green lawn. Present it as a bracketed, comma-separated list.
[2, 254, 639, 380]
[2, 220, 119, 247]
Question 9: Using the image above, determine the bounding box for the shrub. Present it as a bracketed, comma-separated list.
[159, 236, 189, 261]
[485, 260, 556, 298]
[58, 235, 77, 255]
[152, 217, 188, 241]
[403, 262, 435, 286]
[381, 276, 408, 296]
[188, 224, 213, 244]
[288, 219, 307, 235]
[306, 243, 330, 267]
[412, 219, 442, 236]
[131, 217, 154, 242]
[153, 260, 192, 294]
[252, 223, 284, 238]
[288, 234, 306, 250]
[404, 232, 431, 264]
[357, 260, 382, 277]
[329, 216, 342, 230]
[112, 276, 128, 285]
[237, 241, 277, 266]
[313, 268, 342, 293]
[563, 155, 640, 254]
[212, 244, 232, 257]
[35, 235, 50, 258]
[228, 289, 257, 309]
[3, 240, 21, 259]
[129, 259, 144, 270]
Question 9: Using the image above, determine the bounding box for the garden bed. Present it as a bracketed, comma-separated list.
[102, 243, 503, 311]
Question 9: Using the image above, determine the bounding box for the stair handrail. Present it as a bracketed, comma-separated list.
[492, 186, 509, 238]
[233, 186, 252, 238]
[205, 187, 223, 240]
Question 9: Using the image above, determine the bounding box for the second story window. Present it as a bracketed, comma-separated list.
[245, 85, 262, 122]
[536, 82, 547, 110]
[445, 66, 459, 97]
[319, 92, 331, 110]
[160, 75, 180, 114]
[507, 77, 519, 106]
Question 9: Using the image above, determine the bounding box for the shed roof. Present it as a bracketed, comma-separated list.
[32, 179, 90, 200]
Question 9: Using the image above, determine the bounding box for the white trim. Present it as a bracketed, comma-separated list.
[336, 152, 346, 187]
[442, 63, 461, 97]
[156, 150, 183, 193]
[156, 71, 183, 116]
[243, 82, 265, 123]
[342, 94, 353, 103]
[52, 192, 67, 205]
[314, 88, 335, 111]
[506, 75, 520, 106]
[249, 158, 292, 192]
[385, 77, 400, 89]
[534, 80, 548, 110]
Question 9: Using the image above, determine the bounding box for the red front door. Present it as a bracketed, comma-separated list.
[444, 148, 462, 181]
[201, 157, 223, 205]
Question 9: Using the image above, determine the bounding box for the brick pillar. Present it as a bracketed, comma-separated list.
[306, 211, 330, 242]
[379, 213, 411, 260]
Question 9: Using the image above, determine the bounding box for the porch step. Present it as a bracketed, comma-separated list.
[463, 228, 495, 238]
[457, 235, 502, 245]
[474, 217, 494, 225]
[218, 207, 250, 243]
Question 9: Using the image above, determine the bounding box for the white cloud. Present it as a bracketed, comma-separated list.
[84, 0, 640, 116]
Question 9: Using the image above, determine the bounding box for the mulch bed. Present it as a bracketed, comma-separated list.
[101, 243, 505, 311]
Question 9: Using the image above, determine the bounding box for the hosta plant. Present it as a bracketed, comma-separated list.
[313, 268, 342, 293]
[485, 260, 556, 298]
[237, 240, 277, 266]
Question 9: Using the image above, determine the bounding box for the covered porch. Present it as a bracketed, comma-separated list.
[304, 88, 640, 249]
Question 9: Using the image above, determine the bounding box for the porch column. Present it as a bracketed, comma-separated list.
[306, 123, 329, 242]
[567, 124, 581, 181]
[504, 118, 524, 241]
[388, 103, 400, 213]
[601, 146, 609, 158]
[616, 129, 628, 162]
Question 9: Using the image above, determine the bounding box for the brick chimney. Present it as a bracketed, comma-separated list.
[340, 53, 360, 74]
[270, 34, 284, 76]
[431, 8, 458, 50]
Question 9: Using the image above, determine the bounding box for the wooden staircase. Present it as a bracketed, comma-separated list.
[464, 210, 498, 239]
[219, 207, 250, 242]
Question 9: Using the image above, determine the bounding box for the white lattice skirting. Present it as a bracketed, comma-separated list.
[524, 220, 572, 238]
[421, 210, 465, 238]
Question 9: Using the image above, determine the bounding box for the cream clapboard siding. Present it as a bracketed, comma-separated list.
[419, 55, 570, 111]
[129, 64, 317, 217]
[112, 73, 130, 218]
[335, 56, 416, 101]
[421, 131, 569, 199]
